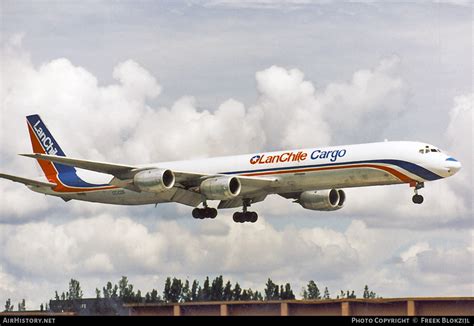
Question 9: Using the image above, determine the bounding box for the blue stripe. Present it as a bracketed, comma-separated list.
[58, 173, 109, 188]
[446, 157, 458, 162]
[27, 115, 109, 188]
[220, 159, 442, 181]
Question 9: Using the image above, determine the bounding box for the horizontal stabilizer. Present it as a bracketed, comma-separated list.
[0, 173, 57, 188]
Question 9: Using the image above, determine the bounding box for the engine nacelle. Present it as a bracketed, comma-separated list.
[298, 189, 346, 211]
[133, 169, 175, 193]
[200, 176, 241, 200]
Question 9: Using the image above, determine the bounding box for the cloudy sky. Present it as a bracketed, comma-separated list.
[0, 0, 472, 309]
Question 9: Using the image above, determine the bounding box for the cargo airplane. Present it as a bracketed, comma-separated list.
[0, 115, 462, 223]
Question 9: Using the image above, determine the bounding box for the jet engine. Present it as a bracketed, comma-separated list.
[200, 176, 241, 200]
[298, 189, 346, 211]
[133, 169, 175, 193]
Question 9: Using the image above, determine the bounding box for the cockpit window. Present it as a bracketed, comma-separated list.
[419, 146, 441, 154]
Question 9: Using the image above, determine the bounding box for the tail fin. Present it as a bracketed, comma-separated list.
[26, 114, 99, 188]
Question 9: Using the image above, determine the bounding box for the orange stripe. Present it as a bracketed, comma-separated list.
[27, 122, 117, 193]
[27, 123, 59, 184]
[241, 164, 415, 183]
[53, 185, 118, 193]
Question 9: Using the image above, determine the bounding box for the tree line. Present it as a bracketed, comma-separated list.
[3, 276, 379, 311]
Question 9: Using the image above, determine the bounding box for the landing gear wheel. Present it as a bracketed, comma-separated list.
[233, 211, 258, 223]
[412, 194, 424, 204]
[249, 212, 258, 223]
[193, 207, 218, 219]
[209, 208, 218, 219]
[233, 212, 244, 223]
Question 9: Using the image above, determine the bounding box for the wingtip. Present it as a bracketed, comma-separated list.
[19, 153, 38, 158]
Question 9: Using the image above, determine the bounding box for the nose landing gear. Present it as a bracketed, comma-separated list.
[412, 182, 424, 204]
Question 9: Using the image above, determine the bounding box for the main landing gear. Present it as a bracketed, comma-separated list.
[232, 199, 258, 223]
[192, 202, 217, 219]
[412, 182, 424, 204]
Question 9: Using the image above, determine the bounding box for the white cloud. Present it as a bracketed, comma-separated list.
[395, 246, 474, 296]
[2, 216, 471, 307]
[400, 242, 431, 262]
[0, 34, 471, 308]
[318, 55, 407, 145]
[0, 215, 362, 307]
[2, 215, 167, 278]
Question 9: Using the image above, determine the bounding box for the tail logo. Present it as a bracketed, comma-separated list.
[33, 120, 59, 155]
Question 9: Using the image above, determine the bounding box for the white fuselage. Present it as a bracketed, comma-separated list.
[30, 141, 461, 206]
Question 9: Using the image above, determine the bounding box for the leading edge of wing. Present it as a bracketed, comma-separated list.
[0, 172, 57, 188]
[21, 153, 279, 190]
[20, 153, 137, 178]
[173, 170, 278, 189]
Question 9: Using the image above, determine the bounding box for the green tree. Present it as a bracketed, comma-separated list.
[210, 275, 224, 301]
[112, 284, 118, 299]
[18, 299, 26, 311]
[68, 279, 83, 299]
[338, 290, 356, 299]
[232, 282, 242, 301]
[95, 288, 101, 299]
[323, 287, 330, 300]
[281, 283, 295, 300]
[302, 287, 309, 300]
[103, 282, 113, 299]
[54, 291, 60, 301]
[168, 278, 183, 303]
[363, 285, 377, 299]
[163, 277, 172, 302]
[150, 289, 159, 302]
[197, 286, 203, 301]
[264, 278, 279, 300]
[191, 280, 199, 301]
[348, 290, 356, 299]
[135, 290, 143, 303]
[252, 291, 263, 301]
[307, 280, 321, 300]
[223, 281, 233, 301]
[4, 298, 14, 312]
[182, 280, 191, 302]
[118, 276, 135, 302]
[202, 277, 211, 301]
[241, 289, 250, 301]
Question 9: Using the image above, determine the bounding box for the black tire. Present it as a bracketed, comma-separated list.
[210, 208, 218, 219]
[249, 212, 258, 223]
[233, 212, 241, 223]
[192, 208, 200, 219]
[412, 194, 424, 204]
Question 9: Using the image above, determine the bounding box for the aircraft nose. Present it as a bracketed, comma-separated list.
[445, 157, 462, 175]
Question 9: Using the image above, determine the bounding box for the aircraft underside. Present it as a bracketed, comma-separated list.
[33, 166, 414, 223]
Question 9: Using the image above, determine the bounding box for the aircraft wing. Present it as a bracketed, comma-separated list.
[173, 170, 278, 189]
[0, 173, 57, 188]
[20, 153, 279, 192]
[21, 153, 138, 179]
